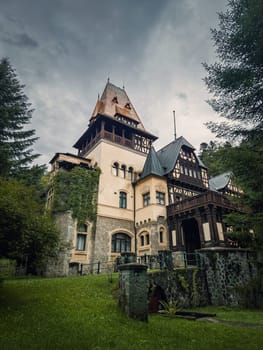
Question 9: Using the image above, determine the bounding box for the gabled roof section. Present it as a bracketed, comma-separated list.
[90, 81, 145, 131]
[140, 146, 164, 180]
[209, 172, 232, 191]
[157, 136, 196, 174]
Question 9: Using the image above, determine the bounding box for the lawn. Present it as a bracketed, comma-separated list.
[0, 274, 262, 350]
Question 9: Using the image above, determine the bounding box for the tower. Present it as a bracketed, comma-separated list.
[73, 81, 157, 265]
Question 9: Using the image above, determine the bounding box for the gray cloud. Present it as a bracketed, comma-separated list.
[2, 32, 38, 48]
[0, 0, 228, 166]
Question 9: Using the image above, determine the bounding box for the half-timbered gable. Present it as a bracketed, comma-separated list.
[157, 137, 208, 205]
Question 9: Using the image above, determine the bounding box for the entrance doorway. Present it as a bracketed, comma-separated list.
[182, 218, 201, 264]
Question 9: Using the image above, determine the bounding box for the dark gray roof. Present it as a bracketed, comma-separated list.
[157, 136, 199, 174]
[209, 172, 231, 191]
[140, 146, 164, 180]
[196, 155, 207, 169]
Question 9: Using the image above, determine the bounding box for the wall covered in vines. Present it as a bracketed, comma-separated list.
[51, 167, 100, 225]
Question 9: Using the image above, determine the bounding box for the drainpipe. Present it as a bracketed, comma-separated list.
[132, 181, 137, 260]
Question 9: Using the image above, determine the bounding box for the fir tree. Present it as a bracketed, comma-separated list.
[203, 0, 263, 140]
[0, 58, 39, 177]
[203, 0, 263, 257]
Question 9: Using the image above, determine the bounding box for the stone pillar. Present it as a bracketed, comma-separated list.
[118, 263, 148, 322]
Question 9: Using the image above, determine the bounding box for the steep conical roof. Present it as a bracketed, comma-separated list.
[140, 145, 164, 180]
[90, 81, 145, 130]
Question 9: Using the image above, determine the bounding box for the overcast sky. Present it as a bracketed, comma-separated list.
[0, 0, 228, 167]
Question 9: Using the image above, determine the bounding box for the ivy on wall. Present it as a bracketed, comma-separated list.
[51, 167, 100, 225]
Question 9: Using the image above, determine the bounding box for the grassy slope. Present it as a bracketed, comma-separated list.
[0, 274, 262, 350]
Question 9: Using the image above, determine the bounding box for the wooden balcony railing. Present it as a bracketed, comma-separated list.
[167, 191, 236, 216]
[79, 130, 134, 156]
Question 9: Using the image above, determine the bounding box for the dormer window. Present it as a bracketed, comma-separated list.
[125, 102, 131, 109]
[112, 96, 118, 103]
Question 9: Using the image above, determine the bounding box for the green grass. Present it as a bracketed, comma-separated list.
[0, 275, 262, 350]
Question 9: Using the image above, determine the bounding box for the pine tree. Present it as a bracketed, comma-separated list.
[203, 0, 263, 140]
[0, 58, 39, 177]
[203, 0, 263, 266]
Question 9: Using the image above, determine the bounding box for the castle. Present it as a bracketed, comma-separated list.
[48, 81, 239, 276]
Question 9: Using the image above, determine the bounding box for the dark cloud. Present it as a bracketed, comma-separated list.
[177, 92, 187, 100]
[2, 32, 38, 48]
[0, 0, 228, 166]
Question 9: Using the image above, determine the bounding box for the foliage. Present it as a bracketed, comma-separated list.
[0, 276, 262, 350]
[158, 300, 181, 315]
[203, 0, 263, 140]
[51, 167, 100, 225]
[191, 269, 199, 307]
[203, 1, 263, 258]
[177, 273, 189, 292]
[199, 140, 231, 177]
[235, 277, 263, 308]
[0, 58, 39, 177]
[220, 134, 263, 250]
[0, 178, 60, 274]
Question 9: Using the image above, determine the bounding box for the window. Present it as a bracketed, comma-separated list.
[112, 162, 119, 176]
[76, 234, 86, 251]
[119, 191, 127, 208]
[76, 224, 88, 251]
[146, 234, 150, 245]
[111, 233, 131, 253]
[120, 165, 126, 178]
[127, 167, 134, 181]
[143, 192, 150, 207]
[156, 191, 165, 205]
[140, 235, 144, 246]
[159, 229, 164, 243]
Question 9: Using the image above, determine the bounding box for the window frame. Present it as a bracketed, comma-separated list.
[76, 233, 87, 251]
[156, 191, 165, 205]
[119, 191, 127, 209]
[143, 192, 150, 207]
[111, 233, 131, 253]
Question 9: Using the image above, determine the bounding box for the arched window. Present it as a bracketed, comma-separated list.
[127, 167, 134, 181]
[120, 164, 126, 178]
[111, 233, 131, 253]
[159, 229, 164, 243]
[119, 191, 127, 208]
[112, 162, 119, 176]
[146, 234, 150, 245]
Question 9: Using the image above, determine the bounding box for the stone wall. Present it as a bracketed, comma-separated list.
[93, 215, 134, 262]
[198, 247, 258, 306]
[44, 211, 74, 277]
[148, 268, 208, 310]
[147, 248, 259, 309]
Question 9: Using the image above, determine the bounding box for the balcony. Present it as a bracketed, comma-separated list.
[167, 191, 235, 216]
[79, 130, 133, 156]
